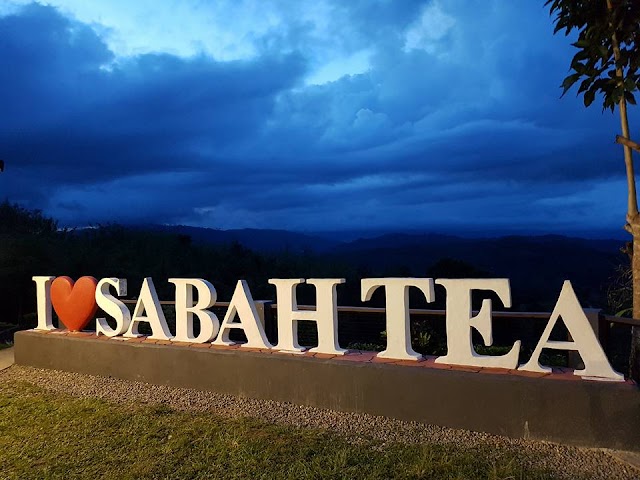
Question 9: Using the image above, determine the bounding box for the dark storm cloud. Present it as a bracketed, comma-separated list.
[0, 4, 306, 191]
[0, 1, 634, 233]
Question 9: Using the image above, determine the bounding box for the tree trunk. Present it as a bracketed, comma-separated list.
[607, 0, 640, 381]
[618, 100, 640, 381]
[631, 225, 640, 381]
[620, 101, 640, 380]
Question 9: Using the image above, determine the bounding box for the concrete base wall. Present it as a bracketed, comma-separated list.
[14, 330, 640, 452]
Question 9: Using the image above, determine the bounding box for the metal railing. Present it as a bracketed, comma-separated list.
[601, 313, 640, 327]
[121, 298, 640, 327]
[120, 299, 639, 343]
[74, 299, 640, 373]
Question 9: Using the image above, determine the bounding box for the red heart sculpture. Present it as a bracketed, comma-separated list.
[51, 276, 98, 332]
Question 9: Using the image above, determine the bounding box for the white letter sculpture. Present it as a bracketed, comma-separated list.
[96, 278, 131, 337]
[169, 278, 219, 343]
[269, 278, 346, 355]
[125, 277, 173, 340]
[435, 279, 520, 369]
[213, 280, 272, 349]
[33, 276, 55, 331]
[361, 278, 435, 361]
[519, 281, 623, 381]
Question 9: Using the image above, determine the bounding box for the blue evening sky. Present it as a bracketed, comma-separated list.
[0, 1, 636, 237]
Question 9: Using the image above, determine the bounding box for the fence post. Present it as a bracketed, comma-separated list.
[568, 308, 602, 370]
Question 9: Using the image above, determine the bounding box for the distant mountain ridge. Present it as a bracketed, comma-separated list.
[328, 233, 624, 310]
[135, 224, 625, 310]
[140, 224, 343, 253]
[139, 224, 623, 261]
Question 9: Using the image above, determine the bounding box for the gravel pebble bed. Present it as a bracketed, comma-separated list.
[1, 365, 638, 480]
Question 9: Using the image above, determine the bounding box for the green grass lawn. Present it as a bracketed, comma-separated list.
[0, 381, 569, 480]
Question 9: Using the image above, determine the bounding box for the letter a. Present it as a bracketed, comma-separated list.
[519, 281, 623, 381]
[213, 280, 272, 349]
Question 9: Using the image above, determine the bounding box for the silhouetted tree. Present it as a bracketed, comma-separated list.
[546, 0, 640, 379]
[0, 202, 58, 325]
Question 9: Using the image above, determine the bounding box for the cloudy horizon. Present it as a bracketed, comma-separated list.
[0, 1, 637, 238]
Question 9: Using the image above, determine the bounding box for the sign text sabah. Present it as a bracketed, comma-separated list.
[32, 276, 624, 382]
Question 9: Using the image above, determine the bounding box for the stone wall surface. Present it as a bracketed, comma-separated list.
[14, 329, 640, 452]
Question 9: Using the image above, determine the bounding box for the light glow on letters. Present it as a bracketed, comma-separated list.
[30, 274, 626, 382]
[33, 276, 55, 331]
[213, 280, 272, 349]
[96, 278, 131, 337]
[269, 278, 346, 355]
[434, 279, 520, 369]
[169, 278, 219, 343]
[518, 281, 623, 381]
[125, 277, 173, 340]
[361, 278, 435, 361]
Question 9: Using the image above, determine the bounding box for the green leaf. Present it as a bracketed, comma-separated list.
[549, 0, 640, 113]
[625, 91, 637, 105]
[561, 73, 581, 95]
[624, 77, 637, 90]
[598, 45, 609, 58]
[577, 78, 592, 94]
[616, 307, 633, 317]
[584, 88, 596, 107]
